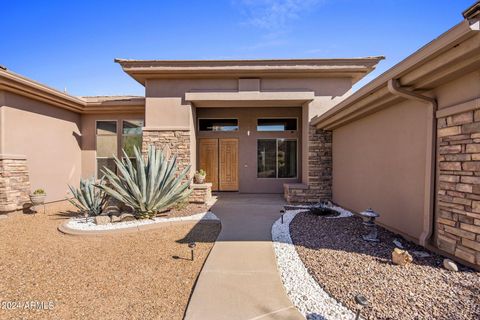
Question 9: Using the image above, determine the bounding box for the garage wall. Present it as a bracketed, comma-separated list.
[332, 99, 429, 241]
[1, 92, 82, 203]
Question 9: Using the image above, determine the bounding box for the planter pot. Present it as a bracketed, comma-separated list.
[194, 174, 206, 184]
[29, 194, 46, 213]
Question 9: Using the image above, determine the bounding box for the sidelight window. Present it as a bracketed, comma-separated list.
[257, 139, 297, 178]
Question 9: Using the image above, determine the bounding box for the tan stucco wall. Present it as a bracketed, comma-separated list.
[332, 100, 429, 241]
[196, 107, 302, 193]
[144, 77, 352, 191]
[0, 92, 81, 202]
[80, 113, 145, 179]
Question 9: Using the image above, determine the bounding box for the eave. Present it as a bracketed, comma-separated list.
[115, 57, 384, 85]
[313, 18, 480, 130]
[0, 69, 145, 114]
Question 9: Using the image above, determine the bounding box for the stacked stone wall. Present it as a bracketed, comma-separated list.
[436, 109, 480, 266]
[0, 156, 30, 212]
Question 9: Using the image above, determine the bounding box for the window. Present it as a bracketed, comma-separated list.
[199, 119, 239, 131]
[96, 121, 117, 178]
[257, 118, 297, 132]
[257, 139, 297, 178]
[122, 120, 144, 158]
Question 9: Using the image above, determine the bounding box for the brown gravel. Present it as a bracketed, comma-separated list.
[159, 202, 211, 218]
[290, 212, 480, 320]
[0, 201, 220, 320]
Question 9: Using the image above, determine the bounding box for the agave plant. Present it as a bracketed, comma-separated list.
[96, 145, 192, 219]
[68, 177, 108, 216]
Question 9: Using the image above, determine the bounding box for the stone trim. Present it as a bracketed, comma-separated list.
[189, 183, 212, 204]
[0, 156, 30, 212]
[436, 109, 480, 267]
[141, 129, 191, 175]
[284, 126, 332, 203]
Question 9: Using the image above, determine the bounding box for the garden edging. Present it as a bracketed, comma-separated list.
[58, 212, 220, 236]
[271, 207, 355, 320]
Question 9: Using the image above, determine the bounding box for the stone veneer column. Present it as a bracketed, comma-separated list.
[436, 109, 480, 267]
[0, 155, 30, 212]
[141, 129, 191, 175]
[284, 125, 332, 203]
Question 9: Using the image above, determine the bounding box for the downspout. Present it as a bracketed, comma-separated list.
[387, 79, 437, 246]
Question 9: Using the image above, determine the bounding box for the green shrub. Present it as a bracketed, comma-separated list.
[33, 188, 46, 195]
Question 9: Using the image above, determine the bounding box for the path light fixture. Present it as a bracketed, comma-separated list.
[354, 294, 368, 320]
[359, 208, 380, 242]
[188, 242, 196, 261]
[280, 209, 285, 224]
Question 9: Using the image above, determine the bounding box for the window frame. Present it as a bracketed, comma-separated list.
[256, 138, 298, 179]
[256, 117, 298, 132]
[197, 117, 240, 132]
[95, 120, 119, 179]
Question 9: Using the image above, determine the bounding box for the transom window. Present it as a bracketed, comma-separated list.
[199, 118, 239, 131]
[257, 118, 297, 132]
[257, 139, 297, 178]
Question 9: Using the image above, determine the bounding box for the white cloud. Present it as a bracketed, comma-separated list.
[237, 0, 324, 30]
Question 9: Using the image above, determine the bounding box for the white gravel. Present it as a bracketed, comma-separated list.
[66, 211, 219, 231]
[272, 206, 355, 320]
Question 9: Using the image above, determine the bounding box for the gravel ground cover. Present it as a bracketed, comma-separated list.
[0, 201, 220, 320]
[290, 211, 480, 320]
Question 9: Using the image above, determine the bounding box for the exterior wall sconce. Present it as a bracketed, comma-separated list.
[359, 208, 380, 242]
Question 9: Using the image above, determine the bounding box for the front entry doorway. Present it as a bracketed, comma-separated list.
[199, 138, 239, 191]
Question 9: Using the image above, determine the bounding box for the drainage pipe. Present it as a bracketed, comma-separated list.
[387, 79, 438, 246]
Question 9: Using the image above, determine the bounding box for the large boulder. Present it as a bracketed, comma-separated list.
[392, 248, 413, 266]
[94, 215, 111, 225]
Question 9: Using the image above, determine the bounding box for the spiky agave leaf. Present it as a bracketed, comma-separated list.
[67, 177, 108, 216]
[96, 144, 192, 219]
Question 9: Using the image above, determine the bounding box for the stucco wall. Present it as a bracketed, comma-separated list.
[332, 100, 429, 241]
[80, 113, 145, 179]
[0, 92, 81, 202]
[196, 107, 302, 193]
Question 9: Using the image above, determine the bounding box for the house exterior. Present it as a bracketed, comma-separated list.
[1, 2, 479, 269]
[313, 3, 480, 268]
[0, 57, 381, 211]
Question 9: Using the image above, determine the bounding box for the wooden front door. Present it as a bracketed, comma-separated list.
[219, 138, 239, 191]
[198, 138, 238, 191]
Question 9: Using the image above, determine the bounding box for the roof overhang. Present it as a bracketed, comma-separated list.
[185, 91, 314, 108]
[0, 69, 145, 114]
[115, 57, 384, 85]
[313, 12, 480, 130]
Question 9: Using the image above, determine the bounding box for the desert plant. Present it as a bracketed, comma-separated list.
[68, 177, 108, 216]
[96, 145, 192, 219]
[32, 188, 46, 195]
[196, 169, 206, 177]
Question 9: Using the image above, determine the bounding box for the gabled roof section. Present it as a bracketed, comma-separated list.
[0, 68, 145, 114]
[313, 3, 480, 130]
[115, 57, 384, 85]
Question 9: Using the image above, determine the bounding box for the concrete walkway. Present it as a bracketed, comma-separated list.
[184, 194, 303, 320]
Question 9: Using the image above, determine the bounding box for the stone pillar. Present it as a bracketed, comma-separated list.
[436, 109, 480, 267]
[284, 125, 332, 203]
[0, 155, 30, 212]
[142, 129, 191, 175]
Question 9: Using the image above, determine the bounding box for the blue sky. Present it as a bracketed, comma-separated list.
[0, 0, 473, 96]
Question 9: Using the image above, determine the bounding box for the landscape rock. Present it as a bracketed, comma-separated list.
[412, 251, 430, 258]
[392, 248, 413, 266]
[105, 205, 120, 216]
[119, 213, 136, 222]
[94, 215, 111, 225]
[111, 215, 121, 223]
[443, 259, 458, 272]
[393, 239, 404, 248]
